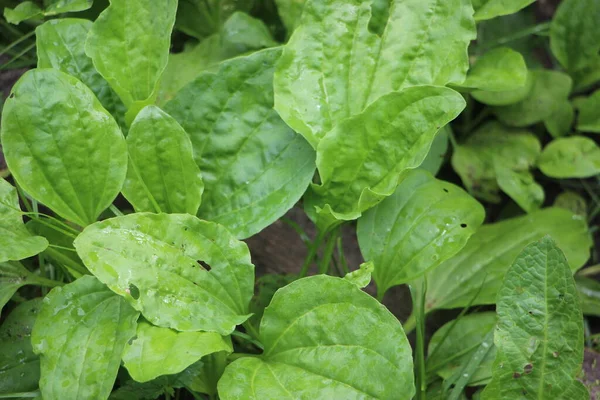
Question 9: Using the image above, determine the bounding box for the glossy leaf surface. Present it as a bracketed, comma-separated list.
[274, 0, 475, 148]
[471, 0, 535, 21]
[218, 275, 414, 399]
[459, 47, 527, 92]
[357, 169, 484, 295]
[122, 105, 203, 214]
[165, 48, 315, 239]
[575, 89, 600, 133]
[74, 213, 254, 334]
[31, 276, 139, 400]
[422, 208, 591, 312]
[538, 136, 600, 179]
[1, 69, 127, 226]
[122, 321, 232, 382]
[482, 237, 587, 400]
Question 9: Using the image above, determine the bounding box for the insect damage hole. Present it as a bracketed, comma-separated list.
[443, 188, 449, 193]
[460, 223, 467, 228]
[196, 260, 212, 271]
[127, 284, 140, 300]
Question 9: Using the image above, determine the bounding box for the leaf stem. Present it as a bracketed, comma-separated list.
[402, 312, 416, 334]
[109, 204, 124, 217]
[28, 274, 64, 288]
[478, 22, 550, 52]
[412, 278, 428, 400]
[0, 29, 35, 58]
[0, 42, 36, 70]
[298, 229, 327, 277]
[318, 227, 340, 275]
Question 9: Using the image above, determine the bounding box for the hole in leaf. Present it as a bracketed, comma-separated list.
[9, 93, 14, 99]
[443, 188, 449, 193]
[127, 335, 138, 345]
[197, 260, 212, 271]
[524, 363, 533, 374]
[460, 223, 467, 228]
[528, 311, 533, 315]
[128, 284, 140, 300]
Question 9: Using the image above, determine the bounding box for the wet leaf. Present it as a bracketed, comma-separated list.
[459, 47, 527, 92]
[482, 237, 587, 400]
[471, 0, 535, 21]
[575, 89, 600, 133]
[538, 136, 600, 179]
[5, 0, 92, 24]
[73, 213, 254, 335]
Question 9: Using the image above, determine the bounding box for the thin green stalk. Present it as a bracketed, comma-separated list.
[48, 244, 77, 252]
[242, 322, 263, 349]
[0, 29, 35, 58]
[109, 204, 124, 217]
[578, 264, 600, 277]
[402, 312, 416, 334]
[0, 392, 40, 399]
[0, 42, 36, 70]
[478, 22, 550, 52]
[318, 227, 339, 275]
[23, 215, 78, 239]
[463, 108, 491, 133]
[281, 217, 311, 246]
[336, 236, 349, 275]
[298, 229, 328, 277]
[28, 275, 64, 288]
[412, 278, 428, 400]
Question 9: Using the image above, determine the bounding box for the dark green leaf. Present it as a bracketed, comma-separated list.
[544, 99, 574, 138]
[471, 0, 535, 22]
[575, 89, 600, 133]
[418, 125, 449, 176]
[554, 191, 587, 217]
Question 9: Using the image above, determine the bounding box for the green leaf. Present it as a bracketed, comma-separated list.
[428, 312, 496, 386]
[175, 355, 228, 396]
[309, 86, 465, 229]
[249, 274, 296, 328]
[4, 2, 42, 24]
[458, 47, 527, 92]
[175, 0, 254, 40]
[0, 178, 48, 263]
[122, 320, 232, 382]
[554, 191, 587, 217]
[165, 48, 316, 239]
[221, 12, 277, 57]
[495, 164, 544, 213]
[571, 55, 600, 92]
[218, 275, 415, 399]
[421, 208, 591, 312]
[85, 0, 177, 118]
[472, 70, 534, 106]
[73, 213, 254, 334]
[493, 70, 572, 127]
[343, 261, 374, 288]
[31, 275, 139, 400]
[43, 0, 93, 14]
[550, 0, 600, 72]
[0, 298, 42, 394]
[274, 0, 475, 148]
[274, 0, 306, 33]
[538, 136, 600, 179]
[4, 0, 92, 24]
[122, 105, 203, 215]
[544, 99, 574, 138]
[471, 0, 535, 22]
[1, 262, 55, 315]
[575, 89, 600, 133]
[481, 237, 587, 400]
[36, 18, 126, 127]
[575, 276, 600, 317]
[1, 69, 127, 227]
[418, 125, 449, 176]
[357, 169, 484, 296]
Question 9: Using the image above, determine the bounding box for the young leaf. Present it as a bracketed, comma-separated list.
[481, 237, 587, 400]
[343, 261, 374, 288]
[493, 70, 572, 127]
[471, 0, 535, 21]
[1, 69, 127, 227]
[36, 18, 126, 127]
[572, 56, 600, 92]
[44, 0, 92, 14]
[538, 136, 600, 179]
[5, 0, 92, 24]
[458, 47, 527, 92]
[575, 89, 600, 133]
[218, 275, 415, 399]
[73, 213, 254, 335]
[165, 48, 316, 239]
[550, 0, 600, 73]
[420, 208, 591, 312]
[0, 178, 48, 263]
[472, 70, 533, 106]
[309, 86, 465, 229]
[3, 2, 42, 24]
[554, 191, 587, 217]
[544, 99, 574, 138]
[85, 0, 177, 119]
[357, 169, 485, 296]
[274, 0, 475, 148]
[122, 320, 232, 382]
[427, 312, 496, 386]
[31, 276, 139, 400]
[122, 105, 203, 215]
[0, 298, 42, 394]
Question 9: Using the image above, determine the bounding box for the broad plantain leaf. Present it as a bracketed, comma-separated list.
[550, 0, 600, 73]
[122, 105, 203, 215]
[44, 0, 93, 14]
[458, 47, 527, 92]
[575, 89, 600, 133]
[73, 213, 254, 335]
[220, 12, 277, 57]
[85, 0, 177, 120]
[3, 2, 42, 24]
[175, 0, 254, 40]
[495, 164, 544, 213]
[418, 125, 450, 176]
[0, 298, 42, 394]
[544, 99, 574, 138]
[427, 312, 496, 386]
[421, 208, 591, 312]
[274, 0, 475, 148]
[1, 69, 127, 227]
[31, 275, 139, 400]
[471, 0, 535, 21]
[1, 262, 56, 316]
[165, 48, 315, 239]
[575, 275, 600, 317]
[493, 70, 572, 127]
[36, 18, 126, 127]
[554, 191, 587, 217]
[572, 56, 600, 92]
[481, 237, 587, 400]
[4, 0, 92, 24]
[472, 70, 533, 106]
[218, 275, 415, 400]
[308, 86, 465, 229]
[0, 178, 48, 264]
[538, 136, 600, 179]
[122, 320, 232, 383]
[357, 169, 485, 297]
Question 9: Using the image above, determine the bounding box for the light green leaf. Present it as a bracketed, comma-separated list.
[122, 320, 232, 382]
[575, 89, 600, 133]
[554, 191, 587, 217]
[343, 261, 374, 288]
[218, 275, 414, 400]
[575, 276, 600, 317]
[122, 105, 203, 215]
[73, 213, 254, 335]
[544, 99, 574, 138]
[550, 0, 600, 72]
[221, 12, 277, 57]
[421, 208, 591, 312]
[44, 0, 93, 14]
[482, 237, 587, 400]
[85, 0, 177, 119]
[36, 18, 126, 127]
[472, 0, 535, 22]
[4, 0, 92, 24]
[175, 0, 254, 40]
[165, 48, 316, 239]
[274, 0, 475, 148]
[357, 169, 484, 296]
[418, 125, 449, 176]
[538, 136, 600, 179]
[31, 275, 139, 400]
[495, 164, 544, 213]
[1, 69, 127, 227]
[309, 86, 465, 229]
[0, 178, 48, 264]
[274, 0, 305, 33]
[4, 2, 42, 24]
[458, 47, 527, 92]
[493, 70, 572, 127]
[0, 298, 42, 394]
[428, 312, 496, 386]
[472, 70, 533, 106]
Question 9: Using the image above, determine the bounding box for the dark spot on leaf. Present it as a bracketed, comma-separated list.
[9, 93, 14, 99]
[522, 390, 527, 395]
[183, 227, 188, 231]
[197, 260, 212, 271]
[513, 372, 521, 379]
[443, 188, 449, 193]
[528, 311, 533, 315]
[127, 335, 138, 345]
[460, 223, 467, 228]
[128, 284, 140, 300]
[553, 351, 559, 358]
[558, 293, 565, 300]
[524, 363, 533, 374]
